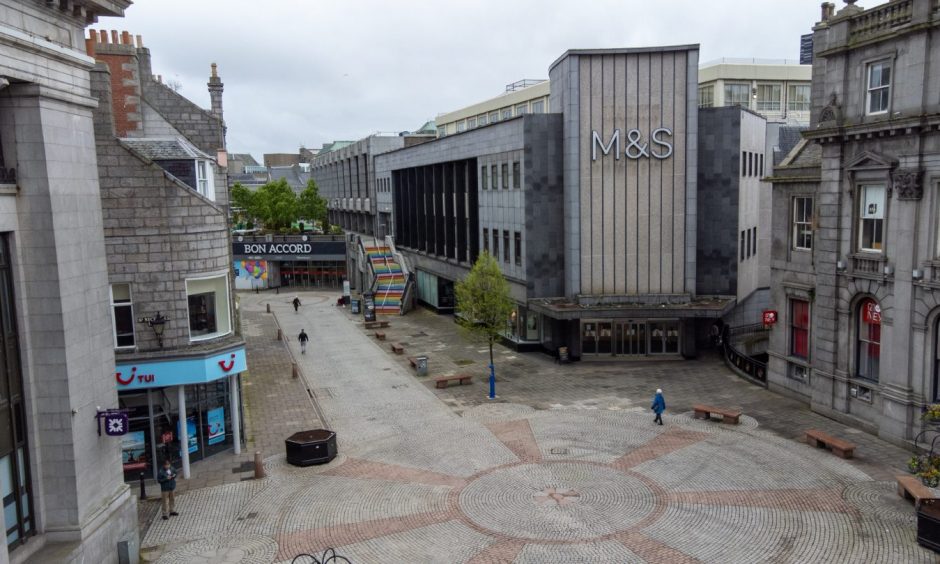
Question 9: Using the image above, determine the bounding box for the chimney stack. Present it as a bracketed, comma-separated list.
[207, 62, 224, 120]
[87, 30, 143, 137]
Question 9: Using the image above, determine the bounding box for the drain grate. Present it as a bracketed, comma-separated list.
[550, 447, 569, 455]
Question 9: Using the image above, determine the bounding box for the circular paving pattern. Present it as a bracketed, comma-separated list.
[457, 462, 657, 541]
[156, 534, 277, 564]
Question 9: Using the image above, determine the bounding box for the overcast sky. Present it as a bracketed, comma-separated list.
[100, 0, 828, 160]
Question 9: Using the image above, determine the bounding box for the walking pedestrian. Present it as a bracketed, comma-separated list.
[292, 296, 301, 313]
[651, 388, 666, 425]
[157, 459, 179, 520]
[298, 329, 309, 354]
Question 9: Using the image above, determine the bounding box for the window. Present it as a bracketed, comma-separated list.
[759, 154, 764, 176]
[741, 151, 746, 176]
[515, 103, 528, 115]
[751, 227, 757, 257]
[792, 197, 814, 250]
[437, 126, 446, 137]
[699, 85, 714, 108]
[512, 161, 520, 189]
[787, 84, 811, 111]
[748, 152, 752, 177]
[501, 107, 512, 120]
[503, 230, 510, 263]
[456, 121, 466, 133]
[489, 111, 499, 123]
[740, 230, 745, 261]
[746, 228, 752, 258]
[858, 185, 885, 252]
[755, 84, 781, 112]
[478, 114, 488, 126]
[186, 275, 231, 340]
[514, 231, 521, 266]
[724, 83, 751, 107]
[866, 61, 891, 115]
[531, 99, 545, 113]
[481, 166, 488, 190]
[790, 299, 810, 359]
[492, 230, 499, 260]
[196, 160, 212, 198]
[483, 228, 489, 254]
[491, 165, 499, 190]
[501, 163, 509, 190]
[468, 117, 477, 129]
[856, 298, 881, 382]
[110, 284, 135, 348]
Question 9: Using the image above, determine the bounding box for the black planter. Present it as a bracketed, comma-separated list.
[917, 503, 940, 553]
[285, 429, 338, 466]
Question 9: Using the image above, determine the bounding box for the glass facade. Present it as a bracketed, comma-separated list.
[279, 260, 346, 288]
[582, 319, 679, 356]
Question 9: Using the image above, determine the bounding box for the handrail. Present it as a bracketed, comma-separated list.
[722, 341, 767, 385]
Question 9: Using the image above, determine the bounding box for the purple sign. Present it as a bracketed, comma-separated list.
[104, 412, 129, 436]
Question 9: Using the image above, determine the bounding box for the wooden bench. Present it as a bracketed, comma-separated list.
[897, 474, 938, 509]
[805, 429, 856, 459]
[374, 331, 386, 341]
[364, 320, 390, 329]
[408, 356, 418, 369]
[693, 404, 742, 425]
[390, 343, 404, 354]
[434, 375, 473, 389]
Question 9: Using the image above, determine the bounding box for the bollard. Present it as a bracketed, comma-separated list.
[291, 362, 299, 379]
[277, 328, 282, 341]
[266, 303, 271, 313]
[139, 472, 147, 500]
[254, 451, 265, 479]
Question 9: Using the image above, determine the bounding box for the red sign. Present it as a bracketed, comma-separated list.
[862, 301, 881, 325]
[762, 310, 778, 325]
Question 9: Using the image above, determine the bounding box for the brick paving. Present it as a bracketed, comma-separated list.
[140, 291, 937, 563]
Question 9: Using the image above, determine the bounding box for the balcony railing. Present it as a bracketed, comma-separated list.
[848, 0, 913, 43]
[851, 254, 885, 276]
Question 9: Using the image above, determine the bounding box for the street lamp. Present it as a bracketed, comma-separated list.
[148, 312, 167, 348]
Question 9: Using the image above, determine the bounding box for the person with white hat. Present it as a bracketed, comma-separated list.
[651, 388, 666, 425]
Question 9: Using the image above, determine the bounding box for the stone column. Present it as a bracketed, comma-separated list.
[230, 374, 241, 455]
[178, 385, 191, 479]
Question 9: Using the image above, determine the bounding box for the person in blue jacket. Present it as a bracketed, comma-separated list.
[651, 388, 666, 425]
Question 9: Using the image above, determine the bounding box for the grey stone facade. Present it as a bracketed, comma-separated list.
[768, 0, 940, 446]
[0, 1, 138, 563]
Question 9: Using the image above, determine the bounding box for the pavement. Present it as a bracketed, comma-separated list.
[138, 290, 935, 563]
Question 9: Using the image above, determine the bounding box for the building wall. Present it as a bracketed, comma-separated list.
[436, 81, 550, 136]
[738, 109, 769, 301]
[549, 47, 699, 298]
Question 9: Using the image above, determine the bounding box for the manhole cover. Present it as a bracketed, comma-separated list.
[455, 359, 475, 366]
[550, 447, 569, 455]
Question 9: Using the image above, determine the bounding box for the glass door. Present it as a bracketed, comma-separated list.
[597, 322, 612, 354]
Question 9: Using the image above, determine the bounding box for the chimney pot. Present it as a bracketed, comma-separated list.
[99, 29, 108, 43]
[211, 63, 218, 78]
[85, 36, 95, 57]
[110, 30, 118, 44]
[135, 35, 143, 48]
[121, 31, 130, 45]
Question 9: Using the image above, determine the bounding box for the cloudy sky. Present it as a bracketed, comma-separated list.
[101, 0, 827, 160]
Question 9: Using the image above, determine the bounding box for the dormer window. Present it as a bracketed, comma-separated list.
[196, 160, 213, 199]
[866, 61, 891, 115]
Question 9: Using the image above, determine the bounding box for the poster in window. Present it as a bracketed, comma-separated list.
[207, 407, 225, 445]
[121, 431, 147, 471]
[177, 416, 198, 454]
[862, 301, 881, 325]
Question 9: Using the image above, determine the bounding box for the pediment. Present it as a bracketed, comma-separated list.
[845, 151, 897, 172]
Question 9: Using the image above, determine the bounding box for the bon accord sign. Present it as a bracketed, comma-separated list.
[233, 240, 346, 258]
[592, 128, 674, 161]
[115, 347, 247, 390]
[239, 242, 312, 255]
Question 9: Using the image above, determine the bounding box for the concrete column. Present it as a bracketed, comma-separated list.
[0, 502, 8, 564]
[230, 374, 241, 455]
[178, 386, 191, 479]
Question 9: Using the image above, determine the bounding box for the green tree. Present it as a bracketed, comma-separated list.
[298, 179, 328, 231]
[455, 252, 514, 398]
[253, 178, 298, 231]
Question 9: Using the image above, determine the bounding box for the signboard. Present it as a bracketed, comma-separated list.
[363, 292, 376, 322]
[762, 310, 778, 326]
[558, 346, 570, 363]
[104, 411, 129, 436]
[233, 240, 345, 258]
[115, 346, 247, 390]
[178, 417, 198, 454]
[121, 431, 147, 472]
[863, 301, 882, 325]
[592, 128, 674, 161]
[207, 407, 225, 445]
[343, 280, 351, 297]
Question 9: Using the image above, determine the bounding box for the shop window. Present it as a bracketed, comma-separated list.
[186, 275, 231, 341]
[792, 196, 813, 250]
[856, 298, 881, 382]
[501, 163, 509, 190]
[866, 61, 891, 115]
[698, 85, 714, 108]
[790, 299, 809, 359]
[503, 230, 510, 263]
[514, 232, 522, 266]
[724, 83, 751, 107]
[858, 185, 885, 252]
[788, 84, 810, 111]
[756, 84, 781, 112]
[531, 99, 545, 113]
[512, 161, 520, 189]
[110, 283, 135, 348]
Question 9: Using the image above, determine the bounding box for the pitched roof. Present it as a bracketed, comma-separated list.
[119, 137, 213, 161]
[229, 153, 260, 166]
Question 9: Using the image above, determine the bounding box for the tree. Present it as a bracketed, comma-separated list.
[455, 252, 515, 399]
[298, 179, 328, 231]
[253, 178, 298, 231]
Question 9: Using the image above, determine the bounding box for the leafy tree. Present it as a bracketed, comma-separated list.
[298, 179, 328, 231]
[253, 178, 298, 231]
[455, 252, 514, 397]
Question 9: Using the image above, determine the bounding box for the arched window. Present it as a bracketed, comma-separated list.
[857, 298, 881, 382]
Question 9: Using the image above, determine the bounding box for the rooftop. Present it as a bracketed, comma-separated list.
[119, 137, 213, 161]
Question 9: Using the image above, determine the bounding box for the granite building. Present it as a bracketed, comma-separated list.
[767, 0, 940, 445]
[0, 2, 138, 562]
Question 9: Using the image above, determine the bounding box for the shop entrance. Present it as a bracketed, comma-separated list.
[280, 260, 346, 288]
[582, 319, 680, 357]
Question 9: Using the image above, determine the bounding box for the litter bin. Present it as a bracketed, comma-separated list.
[416, 356, 428, 377]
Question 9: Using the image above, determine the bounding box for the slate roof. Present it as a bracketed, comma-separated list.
[269, 165, 310, 191]
[120, 137, 213, 161]
[229, 153, 260, 167]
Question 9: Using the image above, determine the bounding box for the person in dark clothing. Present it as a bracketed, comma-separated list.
[157, 459, 179, 519]
[298, 329, 309, 354]
[651, 388, 666, 425]
[292, 297, 301, 312]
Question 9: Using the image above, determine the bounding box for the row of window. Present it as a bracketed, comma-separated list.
[788, 187, 883, 255]
[482, 227, 522, 266]
[739, 227, 757, 262]
[110, 275, 231, 349]
[377, 177, 391, 193]
[698, 83, 811, 112]
[741, 151, 764, 178]
[440, 97, 548, 137]
[481, 161, 522, 191]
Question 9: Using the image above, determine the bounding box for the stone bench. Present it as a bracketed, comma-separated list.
[364, 320, 390, 329]
[391, 343, 404, 354]
[898, 475, 938, 509]
[805, 429, 856, 459]
[374, 331, 386, 341]
[434, 375, 472, 389]
[693, 404, 742, 425]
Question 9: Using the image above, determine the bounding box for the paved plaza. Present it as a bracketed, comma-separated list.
[140, 291, 936, 563]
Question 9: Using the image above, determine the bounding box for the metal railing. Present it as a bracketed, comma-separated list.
[724, 341, 768, 383]
[292, 548, 351, 563]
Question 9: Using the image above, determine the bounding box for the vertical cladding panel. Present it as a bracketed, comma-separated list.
[602, 55, 616, 294]
[684, 49, 698, 294]
[436, 163, 445, 257]
[674, 51, 689, 292]
[568, 57, 581, 296]
[393, 170, 402, 241]
[590, 57, 604, 294]
[613, 55, 627, 293]
[580, 57, 593, 294]
[415, 166, 423, 251]
[626, 55, 639, 294]
[661, 53, 675, 293]
[407, 167, 416, 249]
[469, 161, 480, 262]
[456, 160, 467, 262]
[427, 165, 436, 254]
[446, 162, 456, 259]
[637, 53, 651, 294]
[648, 53, 663, 293]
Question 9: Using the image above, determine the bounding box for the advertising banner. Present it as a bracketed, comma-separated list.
[121, 431, 147, 472]
[178, 417, 198, 454]
[207, 407, 225, 445]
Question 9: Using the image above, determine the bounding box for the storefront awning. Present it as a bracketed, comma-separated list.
[527, 295, 736, 320]
[115, 345, 247, 390]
